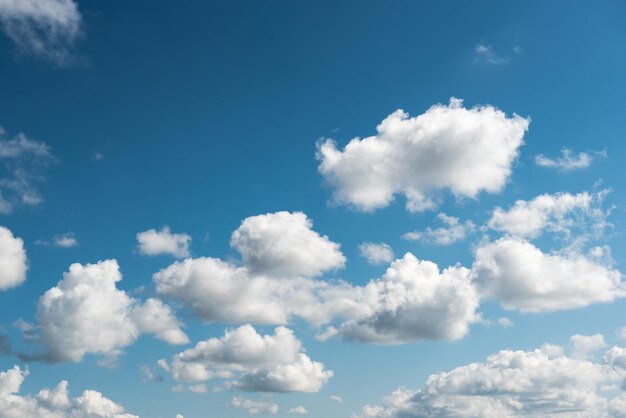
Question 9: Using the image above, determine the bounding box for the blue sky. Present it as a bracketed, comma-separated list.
[0, 1, 626, 417]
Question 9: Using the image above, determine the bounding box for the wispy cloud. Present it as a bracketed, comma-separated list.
[36, 232, 78, 248]
[535, 148, 607, 170]
[474, 43, 520, 65]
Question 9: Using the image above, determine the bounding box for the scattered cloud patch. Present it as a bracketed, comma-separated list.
[474, 43, 519, 65]
[287, 406, 309, 414]
[0, 226, 27, 291]
[137, 226, 191, 259]
[570, 334, 607, 359]
[317, 98, 529, 212]
[359, 242, 394, 265]
[36, 232, 78, 248]
[402, 213, 475, 245]
[330, 395, 343, 403]
[230, 397, 279, 415]
[0, 0, 83, 66]
[0, 365, 137, 417]
[535, 148, 606, 171]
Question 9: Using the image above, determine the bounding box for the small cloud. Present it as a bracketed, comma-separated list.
[359, 242, 394, 265]
[403, 213, 475, 246]
[288, 406, 309, 414]
[140, 364, 163, 383]
[315, 326, 338, 342]
[137, 226, 191, 259]
[230, 397, 279, 415]
[330, 395, 343, 403]
[535, 148, 606, 171]
[474, 43, 515, 65]
[91, 151, 105, 162]
[36, 232, 78, 248]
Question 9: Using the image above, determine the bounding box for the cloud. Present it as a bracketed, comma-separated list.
[32, 259, 188, 363]
[0, 226, 27, 291]
[229, 397, 279, 415]
[287, 406, 309, 414]
[359, 242, 394, 265]
[160, 325, 333, 393]
[330, 395, 343, 403]
[354, 338, 626, 418]
[0, 128, 58, 213]
[535, 148, 606, 170]
[474, 43, 517, 65]
[472, 237, 624, 312]
[570, 334, 607, 359]
[316, 98, 529, 212]
[487, 190, 610, 240]
[0, 0, 83, 66]
[230, 211, 345, 278]
[36, 232, 78, 248]
[402, 213, 475, 245]
[0, 365, 137, 417]
[137, 226, 191, 259]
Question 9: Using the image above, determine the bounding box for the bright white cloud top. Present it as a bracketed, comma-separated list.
[359, 242, 394, 265]
[317, 98, 529, 212]
[137, 226, 191, 259]
[0, 226, 27, 291]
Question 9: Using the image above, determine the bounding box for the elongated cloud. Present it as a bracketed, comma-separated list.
[0, 226, 27, 291]
[0, 365, 137, 417]
[535, 148, 605, 171]
[137, 226, 191, 259]
[403, 213, 475, 245]
[317, 98, 529, 212]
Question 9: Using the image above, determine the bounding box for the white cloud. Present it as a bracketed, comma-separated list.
[472, 238, 624, 312]
[36, 232, 79, 248]
[317, 98, 528, 212]
[487, 190, 610, 240]
[354, 339, 626, 418]
[287, 406, 309, 414]
[34, 259, 188, 362]
[0, 365, 137, 417]
[570, 334, 607, 359]
[330, 395, 343, 403]
[0, 128, 57, 213]
[230, 397, 279, 415]
[0, 0, 83, 66]
[402, 213, 475, 245]
[137, 226, 191, 259]
[535, 148, 606, 170]
[160, 325, 333, 393]
[474, 43, 516, 65]
[359, 242, 394, 265]
[230, 211, 345, 278]
[0, 226, 27, 291]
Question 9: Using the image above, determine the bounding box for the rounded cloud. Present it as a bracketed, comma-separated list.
[0, 226, 27, 291]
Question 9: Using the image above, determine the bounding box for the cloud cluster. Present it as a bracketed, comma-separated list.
[0, 0, 83, 65]
[403, 213, 475, 245]
[354, 337, 626, 417]
[359, 242, 394, 265]
[535, 148, 605, 171]
[0, 365, 137, 417]
[137, 226, 191, 259]
[0, 226, 27, 291]
[159, 325, 333, 393]
[33, 259, 188, 363]
[317, 98, 529, 212]
[0, 128, 57, 213]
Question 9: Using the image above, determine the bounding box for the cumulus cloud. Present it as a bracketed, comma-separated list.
[137, 226, 191, 259]
[0, 0, 83, 66]
[0, 128, 57, 213]
[487, 190, 610, 240]
[36, 232, 78, 248]
[287, 406, 309, 414]
[354, 339, 626, 418]
[159, 325, 333, 393]
[32, 259, 188, 363]
[230, 211, 345, 278]
[317, 98, 529, 212]
[0, 365, 137, 417]
[472, 237, 624, 312]
[402, 213, 475, 245]
[570, 334, 607, 359]
[0, 226, 27, 291]
[535, 148, 606, 171]
[359, 242, 394, 265]
[229, 397, 278, 415]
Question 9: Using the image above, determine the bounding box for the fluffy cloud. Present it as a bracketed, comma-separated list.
[0, 365, 137, 417]
[0, 0, 83, 65]
[317, 98, 529, 212]
[230, 212, 345, 278]
[535, 148, 605, 171]
[230, 397, 278, 415]
[570, 334, 607, 359]
[0, 128, 57, 213]
[402, 213, 475, 245]
[354, 339, 626, 418]
[287, 406, 308, 414]
[160, 325, 333, 393]
[137, 226, 191, 259]
[34, 259, 188, 362]
[472, 238, 624, 312]
[359, 242, 394, 265]
[0, 226, 27, 291]
[487, 190, 610, 240]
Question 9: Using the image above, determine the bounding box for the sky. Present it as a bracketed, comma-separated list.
[0, 1, 626, 417]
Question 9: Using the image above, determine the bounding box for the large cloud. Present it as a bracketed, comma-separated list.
[317, 98, 529, 212]
[354, 338, 626, 418]
[230, 211, 345, 278]
[472, 238, 624, 312]
[159, 325, 333, 393]
[0, 365, 137, 417]
[0, 226, 27, 291]
[34, 259, 188, 363]
[0, 0, 83, 65]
